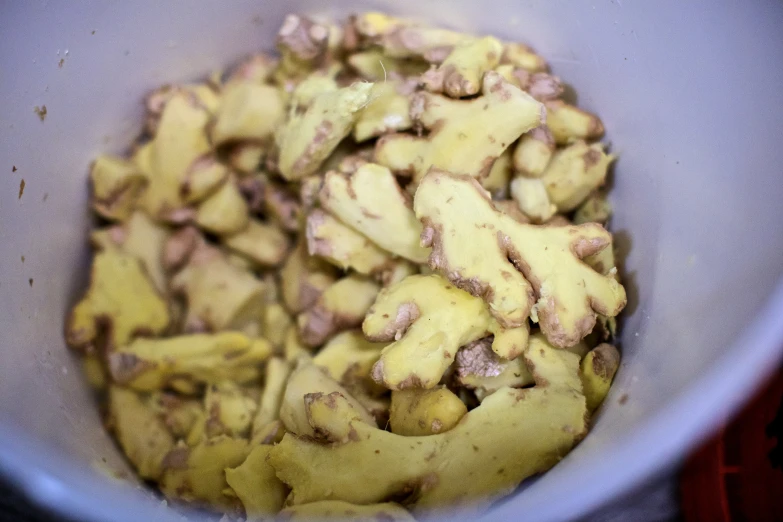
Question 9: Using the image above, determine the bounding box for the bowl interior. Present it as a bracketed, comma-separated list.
[1, 1, 783, 521]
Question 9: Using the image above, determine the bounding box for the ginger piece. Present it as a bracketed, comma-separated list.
[455, 337, 533, 394]
[147, 392, 204, 439]
[90, 210, 170, 294]
[170, 239, 265, 333]
[481, 147, 512, 198]
[160, 436, 249, 512]
[422, 36, 503, 98]
[312, 330, 385, 385]
[495, 66, 563, 101]
[390, 387, 467, 436]
[513, 126, 555, 177]
[276, 14, 331, 83]
[107, 386, 174, 480]
[289, 66, 341, 110]
[263, 302, 293, 350]
[319, 163, 428, 263]
[251, 357, 292, 443]
[277, 82, 373, 180]
[227, 143, 265, 175]
[89, 155, 147, 221]
[268, 339, 587, 513]
[364, 274, 529, 390]
[194, 177, 249, 236]
[501, 42, 548, 72]
[574, 192, 612, 225]
[142, 93, 226, 221]
[540, 140, 615, 212]
[279, 362, 376, 437]
[297, 274, 380, 347]
[281, 241, 339, 314]
[228, 53, 278, 85]
[107, 332, 272, 392]
[545, 100, 605, 144]
[306, 209, 395, 275]
[510, 176, 557, 223]
[352, 12, 467, 62]
[353, 80, 415, 142]
[222, 219, 290, 268]
[263, 180, 302, 232]
[581, 343, 621, 411]
[348, 49, 428, 81]
[65, 249, 169, 352]
[225, 445, 288, 521]
[414, 170, 626, 348]
[210, 82, 285, 147]
[283, 325, 312, 362]
[279, 501, 414, 521]
[204, 381, 258, 438]
[144, 83, 220, 135]
[493, 199, 531, 224]
[82, 354, 107, 390]
[375, 72, 544, 183]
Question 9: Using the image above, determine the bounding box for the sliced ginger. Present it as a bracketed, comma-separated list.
[375, 72, 543, 183]
[389, 387, 467, 436]
[107, 332, 272, 392]
[277, 82, 373, 180]
[305, 208, 395, 275]
[297, 274, 380, 347]
[89, 155, 147, 221]
[364, 274, 529, 390]
[268, 339, 587, 515]
[319, 163, 428, 263]
[225, 445, 288, 520]
[70, 10, 625, 519]
[66, 249, 169, 352]
[415, 170, 625, 348]
[422, 36, 503, 98]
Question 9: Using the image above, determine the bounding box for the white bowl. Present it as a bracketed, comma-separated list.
[1, 1, 783, 520]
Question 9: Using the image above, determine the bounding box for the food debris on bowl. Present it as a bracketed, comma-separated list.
[63, 10, 626, 519]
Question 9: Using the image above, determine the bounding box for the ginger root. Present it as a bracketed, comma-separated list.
[107, 332, 272, 392]
[277, 82, 373, 180]
[297, 274, 380, 347]
[540, 140, 615, 212]
[375, 72, 543, 183]
[389, 387, 467, 436]
[364, 274, 529, 390]
[581, 343, 621, 411]
[319, 163, 428, 263]
[89, 155, 147, 221]
[415, 170, 625, 347]
[65, 249, 169, 352]
[422, 36, 503, 98]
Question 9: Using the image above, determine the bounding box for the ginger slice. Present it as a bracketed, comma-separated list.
[375, 72, 544, 183]
[364, 274, 529, 390]
[414, 170, 625, 348]
[422, 36, 503, 98]
[89, 155, 147, 221]
[225, 445, 288, 520]
[277, 82, 373, 180]
[319, 163, 428, 263]
[65, 249, 169, 352]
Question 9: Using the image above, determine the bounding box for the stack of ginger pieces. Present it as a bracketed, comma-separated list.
[65, 10, 627, 521]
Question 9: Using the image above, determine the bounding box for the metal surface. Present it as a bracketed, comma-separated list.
[1, 1, 782, 521]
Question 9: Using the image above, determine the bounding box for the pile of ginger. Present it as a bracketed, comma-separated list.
[66, 11, 626, 521]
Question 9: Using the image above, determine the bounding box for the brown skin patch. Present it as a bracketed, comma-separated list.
[34, 105, 47, 122]
[583, 148, 603, 169]
[591, 343, 620, 379]
[162, 447, 190, 470]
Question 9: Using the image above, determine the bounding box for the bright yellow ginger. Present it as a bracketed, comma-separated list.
[414, 170, 626, 347]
